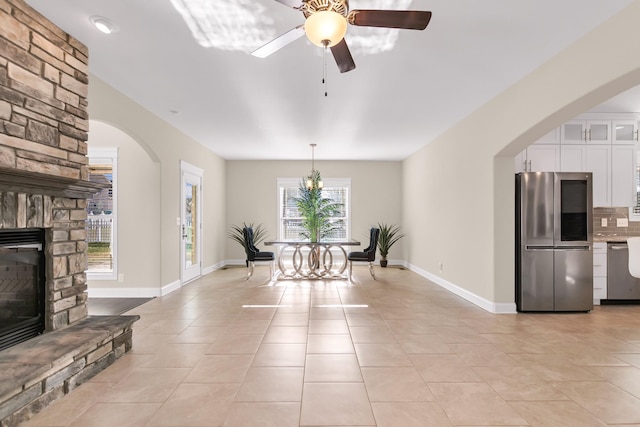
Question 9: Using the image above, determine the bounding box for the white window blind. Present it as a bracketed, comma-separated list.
[277, 178, 351, 241]
[87, 148, 118, 280]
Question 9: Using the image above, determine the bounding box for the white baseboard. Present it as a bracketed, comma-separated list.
[406, 263, 517, 314]
[161, 280, 181, 296]
[88, 287, 161, 298]
[88, 279, 182, 298]
[203, 261, 226, 275]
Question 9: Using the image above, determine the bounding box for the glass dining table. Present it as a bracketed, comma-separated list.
[264, 240, 361, 279]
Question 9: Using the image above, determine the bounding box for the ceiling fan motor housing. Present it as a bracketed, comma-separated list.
[302, 0, 348, 18]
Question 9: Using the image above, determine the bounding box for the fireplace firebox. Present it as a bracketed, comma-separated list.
[0, 229, 46, 351]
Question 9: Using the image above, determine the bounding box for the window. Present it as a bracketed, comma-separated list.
[277, 178, 351, 241]
[631, 165, 640, 221]
[86, 148, 118, 279]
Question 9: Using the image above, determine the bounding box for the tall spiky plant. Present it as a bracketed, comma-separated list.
[293, 170, 342, 242]
[227, 222, 268, 254]
[377, 223, 405, 266]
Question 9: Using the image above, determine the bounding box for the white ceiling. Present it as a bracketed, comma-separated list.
[24, 0, 638, 161]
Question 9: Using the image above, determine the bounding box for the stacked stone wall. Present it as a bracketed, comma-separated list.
[0, 0, 88, 179]
[0, 0, 91, 330]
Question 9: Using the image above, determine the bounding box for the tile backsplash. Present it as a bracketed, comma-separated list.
[593, 207, 640, 238]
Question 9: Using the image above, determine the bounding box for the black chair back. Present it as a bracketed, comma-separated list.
[368, 228, 380, 261]
[243, 227, 258, 261]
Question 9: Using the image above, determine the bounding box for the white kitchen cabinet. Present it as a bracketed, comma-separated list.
[514, 151, 526, 173]
[535, 128, 560, 144]
[560, 144, 635, 208]
[593, 242, 607, 303]
[586, 145, 611, 207]
[516, 145, 560, 172]
[611, 144, 637, 207]
[560, 145, 586, 172]
[517, 116, 636, 208]
[559, 144, 611, 207]
[612, 120, 638, 144]
[561, 120, 611, 144]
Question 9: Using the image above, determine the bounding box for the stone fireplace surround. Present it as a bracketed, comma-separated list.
[0, 1, 138, 425]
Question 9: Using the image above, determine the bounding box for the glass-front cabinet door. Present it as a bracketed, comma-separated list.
[561, 120, 611, 144]
[586, 120, 611, 143]
[561, 121, 586, 144]
[613, 120, 638, 144]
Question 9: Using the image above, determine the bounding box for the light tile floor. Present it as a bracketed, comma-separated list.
[22, 266, 640, 427]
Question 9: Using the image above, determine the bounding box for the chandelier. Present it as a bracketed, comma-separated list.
[306, 143, 323, 191]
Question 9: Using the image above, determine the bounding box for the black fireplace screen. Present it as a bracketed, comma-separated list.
[0, 229, 45, 351]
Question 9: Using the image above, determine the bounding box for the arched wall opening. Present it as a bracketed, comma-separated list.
[86, 120, 162, 294]
[401, 2, 640, 313]
[89, 119, 161, 164]
[493, 71, 640, 306]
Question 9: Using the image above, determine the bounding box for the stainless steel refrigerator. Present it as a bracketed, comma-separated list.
[515, 172, 593, 312]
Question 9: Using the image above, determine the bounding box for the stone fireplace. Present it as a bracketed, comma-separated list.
[0, 187, 96, 337]
[0, 228, 45, 351]
[0, 0, 98, 333]
[0, 1, 138, 425]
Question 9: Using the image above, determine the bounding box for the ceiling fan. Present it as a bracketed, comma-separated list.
[252, 0, 432, 73]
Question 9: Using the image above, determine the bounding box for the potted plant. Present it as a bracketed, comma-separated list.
[377, 223, 405, 267]
[228, 222, 268, 265]
[293, 170, 342, 242]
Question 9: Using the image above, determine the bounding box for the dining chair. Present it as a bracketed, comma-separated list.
[627, 237, 640, 279]
[243, 227, 275, 280]
[347, 227, 380, 280]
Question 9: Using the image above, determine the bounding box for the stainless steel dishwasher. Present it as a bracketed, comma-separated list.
[607, 242, 640, 300]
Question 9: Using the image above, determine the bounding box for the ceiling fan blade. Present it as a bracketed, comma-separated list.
[330, 39, 356, 73]
[252, 25, 305, 58]
[273, 0, 303, 7]
[349, 10, 432, 30]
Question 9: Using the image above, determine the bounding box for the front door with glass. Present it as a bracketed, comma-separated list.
[181, 162, 203, 283]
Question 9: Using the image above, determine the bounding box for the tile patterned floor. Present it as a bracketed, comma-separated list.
[22, 266, 640, 426]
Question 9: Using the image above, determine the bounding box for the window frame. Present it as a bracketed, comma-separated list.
[630, 163, 640, 222]
[86, 147, 118, 280]
[277, 177, 351, 241]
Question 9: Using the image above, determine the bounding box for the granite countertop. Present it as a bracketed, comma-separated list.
[594, 234, 633, 243]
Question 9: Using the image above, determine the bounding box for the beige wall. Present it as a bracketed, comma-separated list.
[226, 160, 403, 262]
[403, 0, 640, 312]
[88, 76, 226, 293]
[87, 121, 161, 290]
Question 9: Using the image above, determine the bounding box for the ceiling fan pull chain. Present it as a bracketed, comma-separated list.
[323, 41, 328, 97]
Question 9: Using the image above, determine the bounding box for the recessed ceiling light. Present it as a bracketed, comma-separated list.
[89, 16, 117, 34]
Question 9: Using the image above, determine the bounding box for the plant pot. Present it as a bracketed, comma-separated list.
[380, 258, 388, 268]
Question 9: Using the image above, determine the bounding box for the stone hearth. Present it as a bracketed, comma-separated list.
[0, 315, 138, 427]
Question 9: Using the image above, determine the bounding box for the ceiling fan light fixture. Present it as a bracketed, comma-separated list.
[305, 10, 347, 47]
